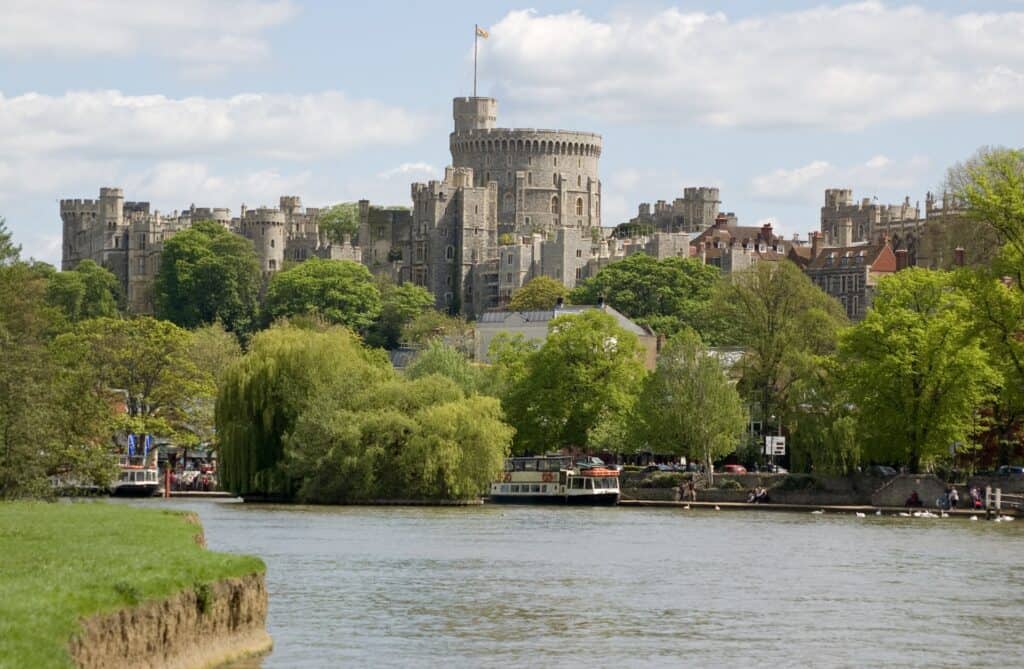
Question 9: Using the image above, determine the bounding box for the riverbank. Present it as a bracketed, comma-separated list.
[0, 501, 269, 668]
[619, 499, 1019, 518]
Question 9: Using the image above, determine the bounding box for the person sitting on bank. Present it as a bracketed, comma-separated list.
[747, 489, 758, 503]
[948, 487, 959, 509]
[756, 487, 770, 504]
[970, 487, 983, 509]
[905, 491, 923, 507]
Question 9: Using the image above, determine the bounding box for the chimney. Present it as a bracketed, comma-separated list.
[715, 213, 728, 228]
[954, 247, 965, 267]
[895, 248, 909, 271]
[811, 231, 823, 259]
[837, 218, 853, 247]
[761, 222, 773, 243]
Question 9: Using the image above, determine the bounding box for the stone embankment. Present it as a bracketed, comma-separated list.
[69, 572, 270, 669]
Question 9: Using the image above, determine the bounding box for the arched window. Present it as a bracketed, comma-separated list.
[577, 175, 582, 187]
[576, 198, 584, 216]
[552, 173, 558, 186]
[551, 196, 560, 214]
[446, 245, 455, 261]
[503, 192, 514, 212]
[270, 239, 275, 248]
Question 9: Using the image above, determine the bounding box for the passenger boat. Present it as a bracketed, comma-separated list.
[489, 455, 620, 505]
[111, 448, 161, 497]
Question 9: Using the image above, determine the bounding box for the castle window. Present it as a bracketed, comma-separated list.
[576, 267, 582, 279]
[506, 171, 511, 181]
[578, 158, 582, 168]
[553, 173, 558, 186]
[527, 172, 532, 185]
[550, 196, 559, 214]
[269, 259, 277, 271]
[474, 205, 478, 214]
[506, 156, 511, 166]
[576, 198, 584, 216]
[446, 245, 455, 261]
[137, 258, 145, 273]
[485, 171, 490, 183]
[507, 254, 513, 265]
[506, 273, 513, 282]
[503, 192, 513, 212]
[525, 217, 530, 226]
[554, 157, 557, 167]
[444, 292, 453, 306]
[270, 239, 275, 248]
[576, 249, 582, 258]
[577, 175, 582, 187]
[528, 156, 533, 166]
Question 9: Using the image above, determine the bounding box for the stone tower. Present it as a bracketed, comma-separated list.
[240, 208, 286, 273]
[449, 97, 601, 236]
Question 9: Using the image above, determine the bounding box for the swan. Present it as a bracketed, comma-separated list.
[811, 509, 825, 515]
[875, 510, 882, 516]
[898, 512, 911, 517]
[940, 511, 949, 518]
[999, 515, 1015, 522]
[683, 505, 690, 510]
[855, 512, 866, 518]
[970, 515, 978, 521]
[714, 505, 721, 511]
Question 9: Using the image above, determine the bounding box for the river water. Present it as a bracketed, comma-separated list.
[134, 500, 1024, 668]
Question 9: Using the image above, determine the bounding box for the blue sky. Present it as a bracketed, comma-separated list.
[2, 0, 1023, 264]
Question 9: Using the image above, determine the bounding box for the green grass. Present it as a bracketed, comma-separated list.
[0, 501, 264, 669]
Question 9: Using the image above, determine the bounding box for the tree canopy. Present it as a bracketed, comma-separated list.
[502, 310, 646, 453]
[712, 260, 848, 438]
[45, 260, 121, 323]
[318, 203, 360, 244]
[634, 330, 747, 483]
[508, 276, 567, 311]
[263, 258, 382, 332]
[365, 280, 436, 349]
[840, 268, 999, 472]
[569, 253, 721, 338]
[154, 221, 261, 334]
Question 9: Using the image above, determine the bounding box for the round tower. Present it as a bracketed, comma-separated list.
[241, 208, 286, 273]
[449, 97, 602, 235]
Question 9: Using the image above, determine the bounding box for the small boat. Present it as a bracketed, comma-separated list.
[111, 449, 161, 497]
[489, 455, 620, 505]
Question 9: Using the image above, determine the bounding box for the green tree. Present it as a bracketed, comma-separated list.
[154, 221, 260, 334]
[405, 339, 481, 395]
[508, 276, 567, 310]
[0, 256, 115, 497]
[318, 203, 360, 244]
[216, 325, 392, 496]
[52, 317, 206, 438]
[46, 260, 121, 322]
[366, 280, 436, 349]
[783, 357, 860, 475]
[263, 258, 382, 332]
[634, 330, 746, 484]
[401, 310, 474, 353]
[949, 146, 1024, 258]
[569, 253, 721, 337]
[0, 217, 21, 265]
[840, 268, 999, 472]
[712, 260, 848, 438]
[504, 310, 646, 453]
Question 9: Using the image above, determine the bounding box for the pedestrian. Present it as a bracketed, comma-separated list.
[948, 487, 959, 509]
[686, 480, 697, 502]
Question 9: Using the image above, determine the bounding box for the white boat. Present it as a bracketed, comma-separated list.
[489, 455, 620, 505]
[111, 452, 161, 497]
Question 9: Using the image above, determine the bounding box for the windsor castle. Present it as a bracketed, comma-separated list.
[61, 95, 971, 319]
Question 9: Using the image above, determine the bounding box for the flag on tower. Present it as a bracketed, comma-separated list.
[476, 26, 489, 39]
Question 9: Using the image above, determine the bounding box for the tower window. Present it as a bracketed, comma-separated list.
[270, 239, 275, 248]
[446, 245, 455, 261]
[577, 175, 582, 187]
[553, 173, 558, 186]
[554, 157, 558, 167]
[551, 196, 560, 214]
[576, 198, 584, 216]
[527, 172, 532, 185]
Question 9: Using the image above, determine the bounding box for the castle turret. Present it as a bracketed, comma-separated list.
[240, 208, 286, 273]
[453, 97, 497, 132]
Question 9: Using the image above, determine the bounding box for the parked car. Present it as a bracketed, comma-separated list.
[576, 456, 605, 470]
[761, 464, 788, 474]
[867, 465, 898, 477]
[996, 465, 1024, 476]
[722, 464, 747, 474]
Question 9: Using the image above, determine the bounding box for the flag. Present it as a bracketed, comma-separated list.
[476, 26, 489, 39]
[127, 433, 136, 457]
[144, 434, 152, 458]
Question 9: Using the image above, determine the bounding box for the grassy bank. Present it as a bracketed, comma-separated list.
[0, 502, 264, 669]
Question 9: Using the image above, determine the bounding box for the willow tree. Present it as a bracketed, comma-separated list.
[634, 330, 746, 484]
[216, 325, 392, 497]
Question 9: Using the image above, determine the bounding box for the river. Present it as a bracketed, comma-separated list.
[131, 500, 1024, 668]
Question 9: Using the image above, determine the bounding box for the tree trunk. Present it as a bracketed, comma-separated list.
[704, 450, 714, 488]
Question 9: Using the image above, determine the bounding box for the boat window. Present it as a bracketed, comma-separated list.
[510, 484, 520, 493]
[531, 484, 540, 493]
[585, 478, 593, 489]
[501, 485, 509, 493]
[523, 460, 537, 471]
[541, 485, 548, 493]
[571, 478, 583, 489]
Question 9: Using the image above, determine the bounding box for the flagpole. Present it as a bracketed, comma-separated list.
[473, 24, 478, 97]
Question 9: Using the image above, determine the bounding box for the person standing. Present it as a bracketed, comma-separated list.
[949, 487, 959, 509]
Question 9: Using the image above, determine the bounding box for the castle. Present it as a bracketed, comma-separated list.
[60, 189, 358, 314]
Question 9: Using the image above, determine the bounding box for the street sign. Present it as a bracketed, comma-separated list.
[764, 436, 786, 455]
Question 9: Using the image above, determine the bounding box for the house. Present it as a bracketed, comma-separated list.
[475, 301, 661, 370]
[803, 233, 898, 321]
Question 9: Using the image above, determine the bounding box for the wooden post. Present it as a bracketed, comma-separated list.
[164, 467, 171, 499]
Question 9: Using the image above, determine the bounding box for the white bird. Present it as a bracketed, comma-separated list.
[875, 510, 882, 516]
[1000, 515, 1015, 522]
[683, 505, 690, 510]
[970, 515, 978, 521]
[855, 512, 866, 518]
[714, 505, 721, 511]
[811, 509, 825, 515]
[898, 512, 911, 517]
[940, 511, 949, 518]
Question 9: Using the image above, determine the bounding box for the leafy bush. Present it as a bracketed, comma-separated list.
[640, 472, 685, 488]
[778, 474, 825, 491]
[719, 479, 744, 490]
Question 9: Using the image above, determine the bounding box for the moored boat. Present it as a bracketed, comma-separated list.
[489, 455, 620, 505]
[111, 438, 161, 497]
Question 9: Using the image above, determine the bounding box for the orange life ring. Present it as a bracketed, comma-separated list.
[542, 472, 555, 483]
[503, 472, 512, 483]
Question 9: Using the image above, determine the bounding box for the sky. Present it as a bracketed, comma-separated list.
[2, 0, 1023, 265]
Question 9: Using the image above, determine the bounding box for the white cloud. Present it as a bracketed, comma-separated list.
[0, 90, 430, 162]
[376, 162, 438, 180]
[484, 4, 1024, 129]
[751, 155, 930, 204]
[0, 0, 296, 76]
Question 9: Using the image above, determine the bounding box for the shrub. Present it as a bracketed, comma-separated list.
[778, 474, 824, 491]
[719, 479, 744, 490]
